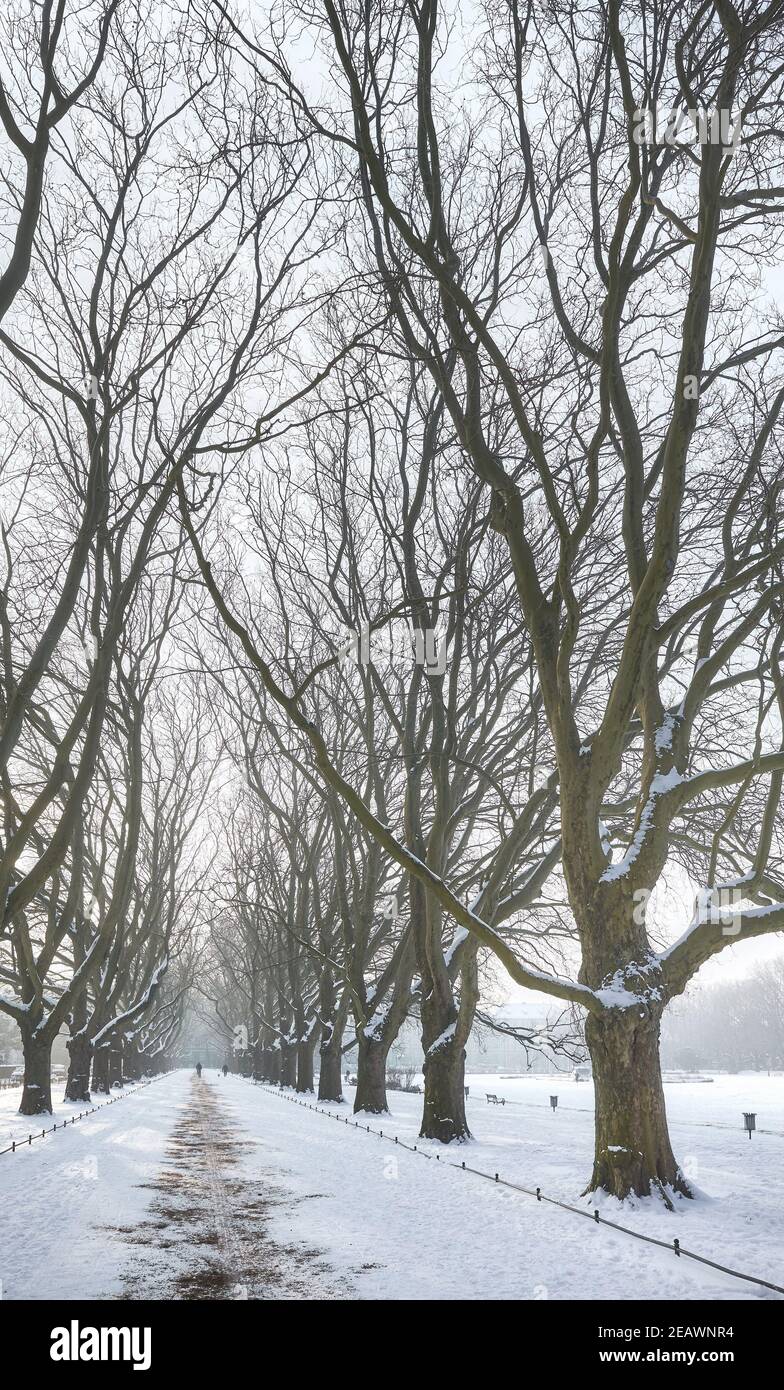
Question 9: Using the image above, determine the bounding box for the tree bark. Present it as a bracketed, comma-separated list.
[295, 1034, 316, 1093]
[279, 1041, 297, 1088]
[19, 1027, 53, 1115]
[584, 1006, 691, 1204]
[91, 1045, 111, 1094]
[124, 1042, 141, 1081]
[420, 1027, 470, 1142]
[353, 1034, 390, 1114]
[65, 1033, 93, 1103]
[318, 1044, 344, 1102]
[262, 1047, 280, 1083]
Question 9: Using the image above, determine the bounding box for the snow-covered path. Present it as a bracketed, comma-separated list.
[0, 1071, 343, 1301]
[1, 1069, 782, 1300]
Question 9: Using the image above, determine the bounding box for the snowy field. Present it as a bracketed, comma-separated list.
[0, 1069, 781, 1301]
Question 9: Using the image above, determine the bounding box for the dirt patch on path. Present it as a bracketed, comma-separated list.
[112, 1076, 347, 1300]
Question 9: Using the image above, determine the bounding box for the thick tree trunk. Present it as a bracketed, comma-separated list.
[279, 1042, 297, 1088]
[584, 1007, 691, 1204]
[261, 1047, 278, 1083]
[19, 1028, 53, 1115]
[65, 1033, 93, 1103]
[318, 1035, 344, 1102]
[353, 1035, 390, 1114]
[295, 1035, 316, 1093]
[92, 1045, 111, 1094]
[420, 1028, 470, 1142]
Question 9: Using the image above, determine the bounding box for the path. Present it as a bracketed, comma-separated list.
[117, 1075, 344, 1299]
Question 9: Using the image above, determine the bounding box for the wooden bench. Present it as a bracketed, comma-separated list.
[485, 1093, 506, 1106]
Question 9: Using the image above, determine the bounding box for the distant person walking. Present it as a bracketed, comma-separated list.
[195, 1061, 202, 1078]
[222, 1064, 229, 1077]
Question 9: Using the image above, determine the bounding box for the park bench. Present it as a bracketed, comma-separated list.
[485, 1093, 506, 1105]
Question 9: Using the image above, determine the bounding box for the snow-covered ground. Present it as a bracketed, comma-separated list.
[232, 1071, 784, 1301]
[0, 1073, 187, 1300]
[0, 1069, 781, 1300]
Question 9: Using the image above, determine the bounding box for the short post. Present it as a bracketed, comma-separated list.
[743, 1112, 756, 1140]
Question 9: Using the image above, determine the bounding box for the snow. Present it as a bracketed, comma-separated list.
[226, 1071, 784, 1301]
[0, 1074, 186, 1299]
[362, 1003, 391, 1041]
[655, 713, 680, 754]
[601, 767, 686, 882]
[444, 925, 469, 963]
[426, 1021, 457, 1054]
[1, 1069, 782, 1301]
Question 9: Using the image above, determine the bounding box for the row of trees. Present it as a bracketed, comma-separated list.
[0, 1, 225, 1111]
[2, 0, 784, 1207]
[185, 0, 784, 1203]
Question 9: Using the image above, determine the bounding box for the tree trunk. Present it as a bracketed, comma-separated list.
[318, 1036, 344, 1102]
[279, 1041, 297, 1088]
[262, 1047, 279, 1083]
[65, 1033, 93, 1103]
[92, 1045, 111, 1094]
[353, 1035, 390, 1114]
[295, 1035, 316, 1093]
[124, 1042, 141, 1081]
[584, 1006, 691, 1204]
[420, 1028, 470, 1142]
[19, 1027, 53, 1115]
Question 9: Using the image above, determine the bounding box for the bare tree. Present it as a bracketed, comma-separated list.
[182, 0, 784, 1201]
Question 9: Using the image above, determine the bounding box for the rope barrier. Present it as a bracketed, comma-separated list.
[242, 1077, 784, 1298]
[0, 1071, 172, 1157]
